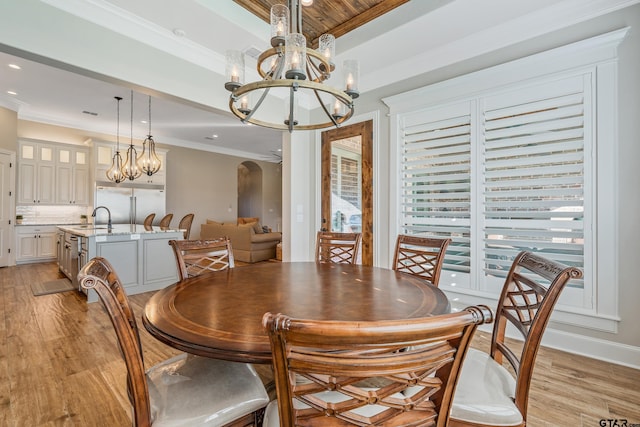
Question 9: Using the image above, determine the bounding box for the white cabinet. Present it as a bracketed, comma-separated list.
[94, 142, 114, 183]
[16, 226, 57, 263]
[17, 140, 90, 206]
[18, 141, 56, 205]
[56, 146, 90, 204]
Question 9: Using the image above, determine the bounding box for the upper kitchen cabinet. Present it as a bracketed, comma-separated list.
[94, 141, 166, 187]
[56, 146, 90, 205]
[18, 140, 56, 205]
[17, 139, 90, 206]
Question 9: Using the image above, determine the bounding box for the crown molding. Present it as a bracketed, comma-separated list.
[345, 0, 640, 93]
[41, 0, 225, 74]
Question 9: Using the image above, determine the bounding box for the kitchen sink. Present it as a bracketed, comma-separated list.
[75, 225, 107, 230]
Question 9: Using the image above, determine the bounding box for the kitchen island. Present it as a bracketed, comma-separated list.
[57, 224, 183, 303]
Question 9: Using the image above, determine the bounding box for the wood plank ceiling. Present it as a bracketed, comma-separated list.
[233, 0, 409, 47]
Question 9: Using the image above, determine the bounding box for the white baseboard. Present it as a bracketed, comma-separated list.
[540, 328, 640, 370]
[475, 322, 640, 369]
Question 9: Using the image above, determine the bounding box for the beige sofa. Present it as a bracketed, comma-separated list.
[200, 220, 282, 263]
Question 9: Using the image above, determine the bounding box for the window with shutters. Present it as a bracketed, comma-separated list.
[399, 76, 589, 305]
[385, 29, 625, 332]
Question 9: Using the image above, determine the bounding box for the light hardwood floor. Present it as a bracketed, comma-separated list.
[1, 261, 639, 426]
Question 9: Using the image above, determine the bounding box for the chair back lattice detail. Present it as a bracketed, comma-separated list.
[169, 238, 235, 281]
[78, 257, 151, 425]
[178, 213, 195, 239]
[315, 231, 362, 264]
[393, 235, 451, 286]
[491, 251, 583, 419]
[264, 306, 493, 427]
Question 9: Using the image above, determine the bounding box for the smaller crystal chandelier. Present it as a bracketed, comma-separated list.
[122, 90, 142, 180]
[138, 95, 162, 176]
[224, 0, 359, 132]
[106, 96, 126, 183]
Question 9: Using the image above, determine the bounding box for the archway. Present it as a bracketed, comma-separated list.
[237, 161, 263, 219]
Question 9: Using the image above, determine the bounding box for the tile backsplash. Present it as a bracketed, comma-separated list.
[16, 205, 92, 225]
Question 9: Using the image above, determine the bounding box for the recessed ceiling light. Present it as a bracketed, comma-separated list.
[7, 90, 17, 95]
[8, 64, 21, 70]
[141, 120, 148, 124]
[277, 148, 282, 152]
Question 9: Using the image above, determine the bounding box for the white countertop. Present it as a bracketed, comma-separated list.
[57, 224, 183, 237]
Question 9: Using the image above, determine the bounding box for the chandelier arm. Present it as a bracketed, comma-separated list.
[237, 84, 271, 123]
[288, 85, 295, 133]
[313, 88, 340, 128]
[236, 54, 287, 122]
[305, 49, 332, 82]
[257, 46, 284, 79]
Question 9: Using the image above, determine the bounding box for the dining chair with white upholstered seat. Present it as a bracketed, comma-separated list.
[78, 256, 269, 427]
[262, 306, 493, 427]
[449, 251, 583, 427]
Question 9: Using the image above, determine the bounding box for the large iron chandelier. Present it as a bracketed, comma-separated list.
[224, 0, 359, 132]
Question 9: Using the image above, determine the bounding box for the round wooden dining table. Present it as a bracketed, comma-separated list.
[142, 262, 450, 364]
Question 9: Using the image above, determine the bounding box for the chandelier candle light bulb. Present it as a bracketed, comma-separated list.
[271, 4, 289, 45]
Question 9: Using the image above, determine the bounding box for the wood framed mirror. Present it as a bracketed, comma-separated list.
[321, 120, 373, 265]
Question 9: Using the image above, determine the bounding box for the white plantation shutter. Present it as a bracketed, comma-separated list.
[481, 76, 586, 291]
[399, 77, 588, 294]
[400, 102, 472, 274]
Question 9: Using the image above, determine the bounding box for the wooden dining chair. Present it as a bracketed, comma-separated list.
[315, 231, 362, 264]
[143, 213, 155, 230]
[78, 257, 269, 427]
[159, 213, 173, 229]
[449, 251, 583, 427]
[178, 213, 195, 239]
[169, 238, 234, 281]
[393, 235, 451, 286]
[262, 305, 493, 427]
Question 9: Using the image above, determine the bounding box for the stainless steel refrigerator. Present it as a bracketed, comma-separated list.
[94, 184, 166, 225]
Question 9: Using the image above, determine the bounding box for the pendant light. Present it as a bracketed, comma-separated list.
[106, 96, 126, 183]
[122, 90, 142, 180]
[138, 96, 161, 176]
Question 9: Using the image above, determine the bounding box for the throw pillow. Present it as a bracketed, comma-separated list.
[206, 219, 223, 225]
[251, 221, 264, 234]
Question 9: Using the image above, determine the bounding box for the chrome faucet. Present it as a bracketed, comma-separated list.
[92, 206, 112, 231]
